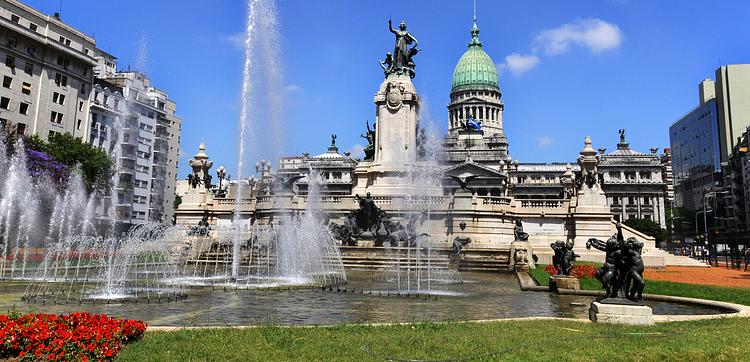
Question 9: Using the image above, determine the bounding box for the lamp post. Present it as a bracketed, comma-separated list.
[703, 190, 729, 266]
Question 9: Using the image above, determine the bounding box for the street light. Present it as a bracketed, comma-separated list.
[704, 190, 729, 266]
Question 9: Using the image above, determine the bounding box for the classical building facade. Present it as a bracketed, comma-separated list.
[598, 136, 666, 225]
[176, 16, 686, 268]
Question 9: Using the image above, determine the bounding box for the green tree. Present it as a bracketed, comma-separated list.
[624, 218, 667, 245]
[25, 133, 113, 192]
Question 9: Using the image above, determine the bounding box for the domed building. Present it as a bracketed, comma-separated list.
[443, 18, 510, 169]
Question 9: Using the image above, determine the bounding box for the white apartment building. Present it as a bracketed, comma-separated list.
[1, 1, 182, 226]
[96, 70, 182, 225]
[0, 0, 96, 139]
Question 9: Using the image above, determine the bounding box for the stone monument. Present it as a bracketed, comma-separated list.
[510, 220, 534, 271]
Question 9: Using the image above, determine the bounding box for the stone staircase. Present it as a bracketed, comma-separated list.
[648, 249, 710, 267]
[339, 246, 511, 272]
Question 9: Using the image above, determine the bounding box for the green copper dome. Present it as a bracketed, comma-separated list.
[451, 21, 499, 91]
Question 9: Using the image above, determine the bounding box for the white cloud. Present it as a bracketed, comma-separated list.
[348, 144, 365, 159]
[536, 136, 554, 147]
[220, 32, 245, 51]
[502, 53, 540, 75]
[534, 18, 623, 55]
[283, 84, 303, 93]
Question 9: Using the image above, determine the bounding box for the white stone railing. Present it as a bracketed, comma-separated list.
[481, 197, 512, 205]
[520, 199, 565, 208]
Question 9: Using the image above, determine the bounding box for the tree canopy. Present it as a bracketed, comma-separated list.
[25, 133, 113, 193]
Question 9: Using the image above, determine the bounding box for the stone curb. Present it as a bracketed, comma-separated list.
[520, 272, 750, 323]
[147, 317, 590, 332]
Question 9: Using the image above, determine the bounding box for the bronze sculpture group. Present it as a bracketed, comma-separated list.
[550, 240, 579, 276]
[329, 192, 427, 248]
[586, 222, 646, 301]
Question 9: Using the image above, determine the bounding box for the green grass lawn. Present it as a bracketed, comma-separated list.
[530, 264, 750, 306]
[117, 318, 750, 361]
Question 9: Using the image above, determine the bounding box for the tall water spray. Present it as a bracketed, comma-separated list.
[232, 0, 284, 279]
[231, 0, 258, 279]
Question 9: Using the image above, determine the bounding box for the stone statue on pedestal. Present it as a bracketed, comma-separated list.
[513, 220, 529, 241]
[385, 19, 419, 78]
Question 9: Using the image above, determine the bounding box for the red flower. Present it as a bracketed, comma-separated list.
[0, 313, 146, 360]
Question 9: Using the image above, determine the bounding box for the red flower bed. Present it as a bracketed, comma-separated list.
[0, 312, 146, 361]
[544, 264, 597, 279]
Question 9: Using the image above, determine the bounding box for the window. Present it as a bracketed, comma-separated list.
[612, 196, 620, 205]
[2, 76, 11, 88]
[625, 171, 636, 181]
[0, 97, 9, 110]
[16, 123, 26, 135]
[644, 197, 651, 205]
[54, 73, 67, 86]
[49, 111, 63, 124]
[78, 101, 84, 111]
[10, 14, 19, 23]
[627, 196, 635, 205]
[48, 130, 60, 139]
[24, 62, 33, 75]
[52, 92, 65, 105]
[609, 171, 621, 180]
[103, 94, 109, 104]
[644, 214, 652, 221]
[640, 171, 651, 180]
[7, 37, 17, 48]
[21, 82, 31, 95]
[80, 84, 86, 94]
[6, 55, 15, 68]
[56, 55, 69, 69]
[29, 23, 37, 32]
[76, 119, 82, 130]
[26, 45, 35, 56]
[19, 102, 29, 115]
[58, 36, 66, 44]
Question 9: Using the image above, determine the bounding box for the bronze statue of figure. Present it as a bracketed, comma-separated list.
[513, 220, 529, 241]
[379, 52, 393, 74]
[551, 240, 579, 276]
[387, 19, 419, 77]
[361, 120, 376, 161]
[587, 222, 646, 301]
[619, 128, 626, 143]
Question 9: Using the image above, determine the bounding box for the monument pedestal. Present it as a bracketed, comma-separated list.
[510, 241, 534, 271]
[589, 300, 654, 325]
[549, 276, 580, 291]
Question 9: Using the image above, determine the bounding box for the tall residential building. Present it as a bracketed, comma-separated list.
[0, 1, 182, 226]
[99, 70, 182, 224]
[660, 148, 674, 208]
[716, 64, 750, 162]
[0, 0, 95, 139]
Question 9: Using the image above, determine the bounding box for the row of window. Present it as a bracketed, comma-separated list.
[9, 13, 38, 32]
[608, 171, 653, 180]
[0, 119, 26, 135]
[611, 196, 653, 205]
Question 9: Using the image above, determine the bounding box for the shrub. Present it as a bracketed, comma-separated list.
[0, 312, 146, 361]
[543, 264, 597, 279]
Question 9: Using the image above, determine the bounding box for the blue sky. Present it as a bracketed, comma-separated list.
[24, 0, 750, 178]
